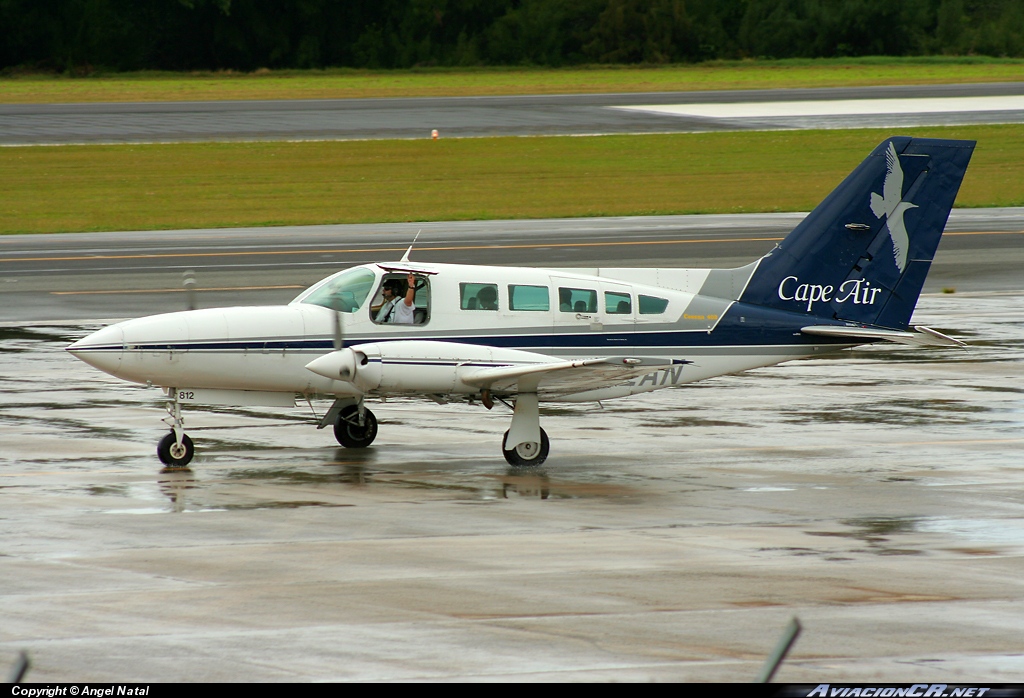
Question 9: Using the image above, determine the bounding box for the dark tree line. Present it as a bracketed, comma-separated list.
[1, 0, 1022, 72]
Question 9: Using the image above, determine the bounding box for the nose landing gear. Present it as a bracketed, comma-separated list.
[158, 431, 194, 468]
[158, 389, 194, 469]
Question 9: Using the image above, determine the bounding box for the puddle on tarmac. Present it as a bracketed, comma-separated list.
[797, 515, 1024, 558]
[781, 397, 993, 427]
[803, 517, 926, 557]
[0, 327, 76, 352]
[918, 517, 1024, 548]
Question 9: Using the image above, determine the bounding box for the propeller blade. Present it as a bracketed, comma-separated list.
[332, 305, 343, 350]
[329, 283, 344, 351]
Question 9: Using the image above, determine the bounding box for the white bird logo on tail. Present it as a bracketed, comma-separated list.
[870, 141, 918, 272]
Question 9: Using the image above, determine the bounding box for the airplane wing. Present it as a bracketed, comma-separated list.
[801, 324, 964, 347]
[458, 356, 680, 397]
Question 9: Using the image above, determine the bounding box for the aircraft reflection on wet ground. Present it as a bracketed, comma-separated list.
[3, 290, 1024, 681]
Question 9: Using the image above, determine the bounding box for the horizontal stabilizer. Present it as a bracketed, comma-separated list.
[801, 324, 964, 347]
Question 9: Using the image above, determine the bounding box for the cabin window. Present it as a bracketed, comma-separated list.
[369, 273, 430, 325]
[508, 284, 550, 311]
[299, 268, 375, 312]
[558, 287, 597, 313]
[605, 291, 632, 314]
[460, 283, 499, 311]
[638, 295, 669, 314]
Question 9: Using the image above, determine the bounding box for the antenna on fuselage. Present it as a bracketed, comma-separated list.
[400, 229, 422, 262]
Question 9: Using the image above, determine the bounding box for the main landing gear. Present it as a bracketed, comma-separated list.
[158, 390, 195, 469]
[502, 428, 549, 467]
[333, 403, 378, 448]
[499, 392, 549, 467]
[322, 393, 549, 466]
[317, 399, 379, 449]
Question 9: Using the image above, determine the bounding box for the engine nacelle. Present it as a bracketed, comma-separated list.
[305, 340, 556, 395]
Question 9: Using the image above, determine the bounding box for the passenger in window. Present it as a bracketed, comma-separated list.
[559, 288, 572, 312]
[617, 300, 630, 314]
[476, 285, 498, 310]
[376, 273, 417, 324]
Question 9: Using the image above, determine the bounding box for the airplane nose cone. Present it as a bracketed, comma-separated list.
[67, 324, 124, 375]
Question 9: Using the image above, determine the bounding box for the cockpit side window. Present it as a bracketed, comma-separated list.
[298, 268, 375, 312]
[370, 273, 431, 325]
[460, 283, 499, 311]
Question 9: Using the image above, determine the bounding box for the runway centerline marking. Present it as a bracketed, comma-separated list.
[4, 230, 1020, 264]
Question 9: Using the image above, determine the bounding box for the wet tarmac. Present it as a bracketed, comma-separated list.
[2, 289, 1023, 681]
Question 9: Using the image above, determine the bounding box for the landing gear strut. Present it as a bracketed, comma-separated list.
[158, 390, 194, 468]
[334, 404, 378, 448]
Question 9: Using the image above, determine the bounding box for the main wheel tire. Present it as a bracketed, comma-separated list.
[157, 432, 194, 468]
[334, 405, 378, 448]
[502, 427, 549, 467]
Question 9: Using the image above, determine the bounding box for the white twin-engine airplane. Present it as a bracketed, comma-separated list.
[68, 136, 975, 469]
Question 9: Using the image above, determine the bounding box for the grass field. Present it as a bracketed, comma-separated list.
[2, 125, 1020, 235]
[2, 57, 1023, 103]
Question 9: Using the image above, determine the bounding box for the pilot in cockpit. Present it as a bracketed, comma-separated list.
[375, 273, 417, 324]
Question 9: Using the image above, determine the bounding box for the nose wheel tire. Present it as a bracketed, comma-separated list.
[157, 432, 194, 468]
[502, 428, 549, 467]
[334, 405, 378, 448]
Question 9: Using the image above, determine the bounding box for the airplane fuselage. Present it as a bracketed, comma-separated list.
[69, 261, 846, 405]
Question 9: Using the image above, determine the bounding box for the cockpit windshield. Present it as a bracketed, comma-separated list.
[296, 268, 376, 312]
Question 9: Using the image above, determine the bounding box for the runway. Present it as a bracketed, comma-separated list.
[3, 81, 1024, 144]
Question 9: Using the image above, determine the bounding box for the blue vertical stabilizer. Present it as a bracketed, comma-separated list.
[739, 137, 975, 329]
